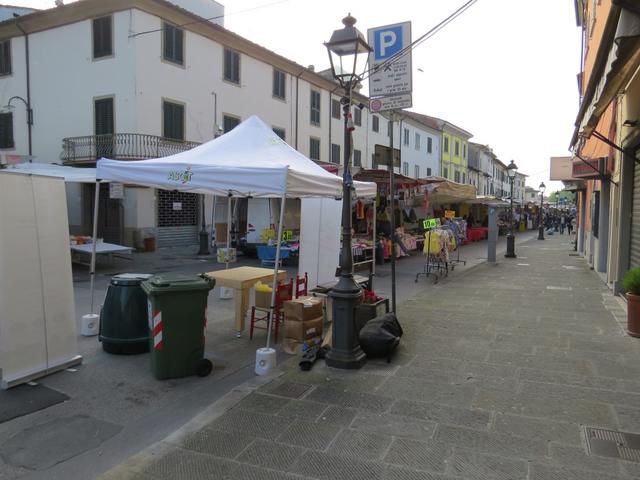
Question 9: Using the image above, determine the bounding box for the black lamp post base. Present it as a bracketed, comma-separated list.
[537, 226, 545, 240]
[504, 234, 516, 258]
[198, 230, 210, 255]
[326, 281, 366, 370]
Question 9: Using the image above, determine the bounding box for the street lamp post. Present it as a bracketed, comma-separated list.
[3, 95, 33, 158]
[537, 182, 545, 240]
[324, 14, 371, 369]
[504, 160, 518, 258]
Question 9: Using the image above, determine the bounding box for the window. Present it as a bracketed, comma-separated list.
[454, 170, 460, 183]
[402, 162, 409, 176]
[0, 112, 14, 148]
[427, 167, 432, 176]
[224, 48, 240, 84]
[427, 137, 432, 154]
[454, 140, 460, 156]
[310, 90, 320, 125]
[371, 153, 377, 169]
[387, 120, 392, 137]
[462, 172, 466, 183]
[272, 127, 285, 141]
[0, 39, 11, 76]
[415, 133, 420, 150]
[414, 165, 419, 178]
[309, 137, 320, 160]
[223, 114, 240, 133]
[444, 137, 449, 153]
[353, 149, 361, 167]
[163, 23, 184, 65]
[372, 115, 379, 132]
[272, 69, 285, 99]
[463, 144, 467, 158]
[163, 101, 184, 141]
[92, 16, 112, 59]
[403, 128, 409, 146]
[443, 167, 448, 178]
[354, 107, 361, 126]
[331, 143, 340, 164]
[331, 99, 341, 119]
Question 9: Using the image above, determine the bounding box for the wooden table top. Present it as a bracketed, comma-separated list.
[204, 266, 286, 289]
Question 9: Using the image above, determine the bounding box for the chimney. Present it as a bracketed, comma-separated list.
[307, 65, 315, 72]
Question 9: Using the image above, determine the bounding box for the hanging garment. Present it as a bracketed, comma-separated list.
[356, 200, 365, 219]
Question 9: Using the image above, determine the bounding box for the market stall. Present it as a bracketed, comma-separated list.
[97, 116, 376, 359]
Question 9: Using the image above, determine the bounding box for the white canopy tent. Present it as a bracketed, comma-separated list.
[97, 115, 376, 352]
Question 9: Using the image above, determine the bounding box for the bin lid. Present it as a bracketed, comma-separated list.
[111, 273, 153, 286]
[141, 274, 214, 295]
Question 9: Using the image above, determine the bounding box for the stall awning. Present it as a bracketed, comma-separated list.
[353, 169, 424, 189]
[422, 177, 477, 204]
[3, 163, 100, 183]
[571, 3, 640, 146]
[464, 196, 510, 207]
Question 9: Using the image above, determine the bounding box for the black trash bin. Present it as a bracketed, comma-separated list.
[99, 273, 153, 354]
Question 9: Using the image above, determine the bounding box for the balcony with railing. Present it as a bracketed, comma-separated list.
[61, 133, 201, 164]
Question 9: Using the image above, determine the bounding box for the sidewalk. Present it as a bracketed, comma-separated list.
[97, 233, 640, 480]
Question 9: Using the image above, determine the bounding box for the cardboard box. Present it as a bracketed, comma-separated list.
[284, 316, 323, 341]
[283, 296, 324, 321]
[283, 335, 321, 355]
[255, 290, 271, 309]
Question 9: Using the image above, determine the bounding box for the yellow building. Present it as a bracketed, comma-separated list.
[441, 122, 472, 183]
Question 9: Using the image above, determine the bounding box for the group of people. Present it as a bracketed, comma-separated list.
[545, 210, 575, 235]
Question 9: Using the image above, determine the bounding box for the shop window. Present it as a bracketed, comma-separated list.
[309, 137, 320, 160]
[272, 69, 285, 99]
[331, 99, 341, 119]
[310, 90, 321, 125]
[223, 114, 240, 133]
[372, 115, 379, 132]
[354, 107, 361, 126]
[163, 23, 184, 65]
[427, 137, 432, 153]
[353, 149, 361, 167]
[331, 143, 340, 164]
[0, 39, 10, 76]
[0, 112, 14, 148]
[93, 16, 112, 59]
[224, 48, 240, 84]
[164, 101, 185, 140]
[272, 127, 285, 141]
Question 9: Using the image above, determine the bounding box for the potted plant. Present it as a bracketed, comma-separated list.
[355, 289, 389, 332]
[623, 267, 640, 337]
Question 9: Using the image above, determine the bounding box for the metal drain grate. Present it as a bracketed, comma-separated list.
[268, 382, 312, 399]
[584, 427, 640, 463]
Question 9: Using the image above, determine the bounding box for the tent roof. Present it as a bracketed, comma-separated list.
[96, 116, 376, 199]
[354, 169, 423, 188]
[422, 177, 477, 204]
[464, 196, 509, 206]
[2, 163, 99, 183]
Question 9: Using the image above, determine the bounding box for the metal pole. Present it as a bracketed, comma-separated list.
[266, 193, 287, 350]
[538, 192, 544, 240]
[198, 194, 209, 255]
[389, 113, 397, 313]
[211, 195, 217, 249]
[89, 180, 100, 314]
[326, 84, 366, 370]
[226, 193, 232, 270]
[505, 177, 516, 258]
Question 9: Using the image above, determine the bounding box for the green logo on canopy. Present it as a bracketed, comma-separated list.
[168, 166, 193, 184]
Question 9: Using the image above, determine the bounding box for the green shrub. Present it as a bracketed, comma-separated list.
[623, 267, 640, 295]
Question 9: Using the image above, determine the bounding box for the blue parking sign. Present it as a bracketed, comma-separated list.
[373, 25, 403, 61]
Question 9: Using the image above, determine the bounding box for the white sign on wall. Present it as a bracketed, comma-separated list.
[109, 182, 124, 199]
[368, 22, 412, 97]
[172, 202, 182, 211]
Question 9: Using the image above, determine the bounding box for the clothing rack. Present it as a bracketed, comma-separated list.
[415, 224, 451, 284]
[441, 218, 467, 269]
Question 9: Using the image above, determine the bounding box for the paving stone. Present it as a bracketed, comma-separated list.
[351, 411, 436, 439]
[181, 428, 255, 458]
[473, 388, 619, 428]
[224, 463, 306, 480]
[327, 429, 392, 460]
[317, 405, 358, 426]
[434, 424, 548, 460]
[486, 351, 594, 375]
[282, 369, 387, 393]
[306, 386, 394, 413]
[276, 399, 328, 422]
[237, 439, 305, 470]
[141, 447, 237, 479]
[569, 338, 640, 354]
[380, 376, 477, 407]
[382, 466, 458, 480]
[613, 405, 640, 432]
[289, 450, 383, 480]
[235, 393, 291, 415]
[408, 356, 463, 372]
[261, 381, 314, 399]
[458, 362, 519, 379]
[493, 332, 569, 349]
[382, 438, 451, 472]
[390, 399, 490, 430]
[276, 419, 340, 451]
[548, 443, 623, 475]
[529, 463, 625, 480]
[207, 409, 293, 440]
[520, 380, 640, 408]
[518, 368, 619, 390]
[492, 414, 581, 446]
[592, 358, 640, 380]
[448, 448, 527, 480]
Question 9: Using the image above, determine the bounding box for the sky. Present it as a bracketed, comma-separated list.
[15, 0, 582, 192]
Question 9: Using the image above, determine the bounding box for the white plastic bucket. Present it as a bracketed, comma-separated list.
[255, 347, 276, 375]
[81, 313, 99, 336]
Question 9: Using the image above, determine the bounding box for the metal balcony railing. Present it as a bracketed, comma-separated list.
[61, 133, 200, 164]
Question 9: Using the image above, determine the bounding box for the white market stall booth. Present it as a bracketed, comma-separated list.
[97, 116, 376, 368]
[0, 166, 88, 388]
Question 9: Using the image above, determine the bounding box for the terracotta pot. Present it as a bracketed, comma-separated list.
[627, 292, 640, 337]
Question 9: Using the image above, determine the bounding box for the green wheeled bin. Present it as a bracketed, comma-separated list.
[141, 274, 216, 380]
[99, 273, 153, 354]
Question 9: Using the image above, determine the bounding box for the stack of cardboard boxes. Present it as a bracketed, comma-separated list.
[282, 296, 324, 354]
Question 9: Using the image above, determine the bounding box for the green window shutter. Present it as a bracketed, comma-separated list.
[93, 16, 112, 58]
[94, 98, 114, 135]
[0, 112, 14, 148]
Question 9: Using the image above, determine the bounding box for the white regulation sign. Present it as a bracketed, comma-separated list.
[368, 22, 412, 97]
[370, 94, 412, 113]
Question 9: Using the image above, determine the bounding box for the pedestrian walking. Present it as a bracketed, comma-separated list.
[560, 213, 566, 234]
[567, 215, 573, 235]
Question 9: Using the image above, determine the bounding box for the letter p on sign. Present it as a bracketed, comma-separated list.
[374, 25, 403, 60]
